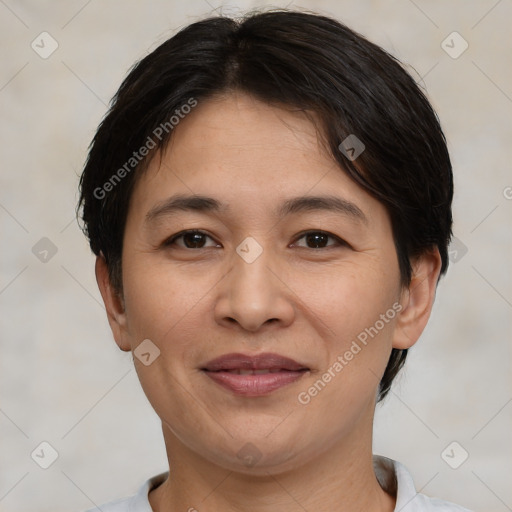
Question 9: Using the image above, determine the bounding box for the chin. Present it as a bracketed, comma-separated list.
[223, 448, 306, 477]
[199, 431, 310, 476]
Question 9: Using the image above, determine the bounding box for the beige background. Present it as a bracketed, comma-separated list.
[1, 1, 511, 511]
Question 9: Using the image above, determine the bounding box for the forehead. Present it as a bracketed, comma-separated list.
[162, 92, 327, 172]
[127, 92, 387, 228]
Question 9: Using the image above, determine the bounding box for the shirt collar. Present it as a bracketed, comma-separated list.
[133, 456, 469, 512]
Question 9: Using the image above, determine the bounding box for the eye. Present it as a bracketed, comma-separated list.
[292, 230, 347, 249]
[164, 230, 220, 249]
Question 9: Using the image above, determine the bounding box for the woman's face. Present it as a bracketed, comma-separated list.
[112, 92, 407, 473]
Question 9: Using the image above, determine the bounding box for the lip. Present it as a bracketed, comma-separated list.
[201, 352, 309, 396]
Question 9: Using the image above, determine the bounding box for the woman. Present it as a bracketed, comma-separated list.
[78, 9, 471, 512]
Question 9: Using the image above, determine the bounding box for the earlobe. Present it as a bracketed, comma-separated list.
[95, 255, 131, 352]
[392, 248, 442, 350]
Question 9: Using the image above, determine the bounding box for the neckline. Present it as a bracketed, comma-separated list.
[141, 455, 399, 510]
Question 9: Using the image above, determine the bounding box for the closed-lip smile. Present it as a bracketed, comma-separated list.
[201, 352, 310, 396]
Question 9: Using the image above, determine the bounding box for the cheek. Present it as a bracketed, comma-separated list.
[121, 256, 211, 343]
[120, 261, 209, 414]
[292, 258, 400, 335]
[291, 258, 401, 402]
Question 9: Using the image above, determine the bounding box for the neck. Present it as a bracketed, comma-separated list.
[149, 409, 395, 512]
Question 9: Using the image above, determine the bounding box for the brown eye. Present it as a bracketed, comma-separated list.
[294, 231, 346, 249]
[165, 230, 219, 249]
[305, 232, 329, 248]
[182, 232, 207, 248]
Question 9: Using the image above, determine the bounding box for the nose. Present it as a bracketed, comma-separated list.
[214, 244, 295, 333]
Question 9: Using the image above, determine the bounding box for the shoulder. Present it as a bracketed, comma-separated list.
[374, 455, 473, 512]
[80, 472, 168, 512]
[82, 495, 134, 512]
[402, 487, 474, 512]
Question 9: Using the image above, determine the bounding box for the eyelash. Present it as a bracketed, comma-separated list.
[163, 229, 349, 250]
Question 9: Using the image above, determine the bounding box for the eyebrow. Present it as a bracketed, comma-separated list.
[145, 194, 368, 225]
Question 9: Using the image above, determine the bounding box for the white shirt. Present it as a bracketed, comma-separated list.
[83, 456, 472, 511]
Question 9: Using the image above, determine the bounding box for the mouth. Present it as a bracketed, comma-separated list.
[200, 352, 310, 396]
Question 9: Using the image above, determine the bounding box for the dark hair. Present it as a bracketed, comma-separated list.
[78, 9, 453, 402]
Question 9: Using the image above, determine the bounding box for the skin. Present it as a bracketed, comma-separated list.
[96, 92, 441, 512]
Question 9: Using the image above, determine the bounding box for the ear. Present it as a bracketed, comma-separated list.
[392, 248, 442, 350]
[95, 255, 131, 352]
